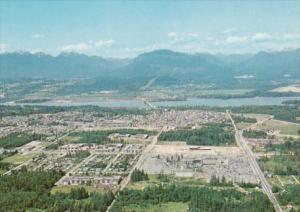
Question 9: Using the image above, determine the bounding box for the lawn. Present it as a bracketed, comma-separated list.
[236, 122, 253, 130]
[50, 185, 109, 194]
[254, 119, 300, 136]
[124, 202, 189, 212]
[126, 174, 161, 190]
[126, 174, 205, 190]
[2, 153, 36, 164]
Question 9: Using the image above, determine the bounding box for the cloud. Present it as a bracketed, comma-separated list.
[29, 48, 42, 54]
[58, 39, 114, 52]
[282, 33, 300, 41]
[0, 43, 8, 53]
[167, 32, 178, 40]
[32, 34, 45, 39]
[226, 36, 248, 44]
[251, 33, 272, 42]
[94, 39, 114, 47]
[59, 42, 92, 52]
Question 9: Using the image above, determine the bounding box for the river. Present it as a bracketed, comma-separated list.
[6, 96, 300, 108]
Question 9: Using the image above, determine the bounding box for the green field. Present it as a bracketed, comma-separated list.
[2, 153, 36, 164]
[255, 119, 300, 136]
[124, 202, 189, 212]
[51, 185, 109, 194]
[236, 122, 253, 130]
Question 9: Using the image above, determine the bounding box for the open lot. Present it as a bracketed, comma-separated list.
[254, 119, 300, 136]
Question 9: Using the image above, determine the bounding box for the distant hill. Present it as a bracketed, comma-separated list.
[0, 52, 123, 79]
[233, 49, 300, 80]
[1, 49, 299, 89]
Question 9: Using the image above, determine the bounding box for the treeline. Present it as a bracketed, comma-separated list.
[265, 140, 300, 155]
[282, 100, 300, 105]
[158, 123, 235, 146]
[259, 155, 299, 176]
[131, 169, 149, 182]
[0, 105, 147, 118]
[111, 184, 275, 212]
[171, 104, 300, 123]
[65, 151, 91, 162]
[232, 115, 256, 123]
[277, 184, 300, 207]
[259, 137, 300, 176]
[0, 169, 114, 212]
[229, 105, 300, 123]
[70, 129, 156, 144]
[243, 130, 267, 139]
[209, 175, 233, 187]
[0, 150, 17, 160]
[0, 133, 43, 148]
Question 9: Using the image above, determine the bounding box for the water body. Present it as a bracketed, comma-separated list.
[6, 96, 300, 108]
[152, 96, 300, 107]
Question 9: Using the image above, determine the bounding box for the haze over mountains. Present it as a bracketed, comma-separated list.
[1, 49, 299, 89]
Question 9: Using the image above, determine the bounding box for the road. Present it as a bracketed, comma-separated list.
[55, 153, 96, 185]
[142, 98, 156, 110]
[3, 129, 73, 176]
[106, 126, 165, 212]
[228, 111, 282, 212]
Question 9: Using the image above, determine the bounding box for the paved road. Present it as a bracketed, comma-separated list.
[3, 130, 73, 176]
[106, 126, 165, 212]
[228, 111, 282, 212]
[55, 153, 96, 185]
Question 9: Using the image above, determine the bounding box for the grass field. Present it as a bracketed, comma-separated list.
[50, 185, 109, 194]
[236, 122, 253, 130]
[124, 202, 189, 212]
[126, 174, 206, 190]
[254, 119, 300, 136]
[2, 153, 36, 164]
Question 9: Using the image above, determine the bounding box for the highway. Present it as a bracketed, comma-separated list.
[228, 111, 282, 212]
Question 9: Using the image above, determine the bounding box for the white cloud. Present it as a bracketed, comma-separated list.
[0, 43, 8, 53]
[29, 48, 42, 54]
[32, 34, 45, 38]
[226, 36, 248, 44]
[282, 33, 300, 41]
[94, 39, 114, 47]
[167, 32, 178, 40]
[251, 33, 272, 41]
[59, 42, 93, 52]
[58, 39, 114, 52]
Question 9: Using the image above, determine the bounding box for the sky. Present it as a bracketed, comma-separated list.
[0, 0, 300, 58]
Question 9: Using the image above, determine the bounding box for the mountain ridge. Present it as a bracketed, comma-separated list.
[1, 49, 299, 87]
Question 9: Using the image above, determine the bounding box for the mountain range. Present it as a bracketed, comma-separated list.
[1, 49, 299, 89]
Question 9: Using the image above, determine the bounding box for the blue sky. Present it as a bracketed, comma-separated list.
[0, 0, 300, 57]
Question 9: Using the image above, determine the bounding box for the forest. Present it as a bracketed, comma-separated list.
[229, 105, 300, 123]
[111, 184, 275, 212]
[232, 115, 257, 123]
[158, 123, 235, 146]
[131, 169, 149, 182]
[0, 133, 43, 148]
[243, 130, 267, 139]
[0, 105, 147, 118]
[0, 169, 114, 212]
